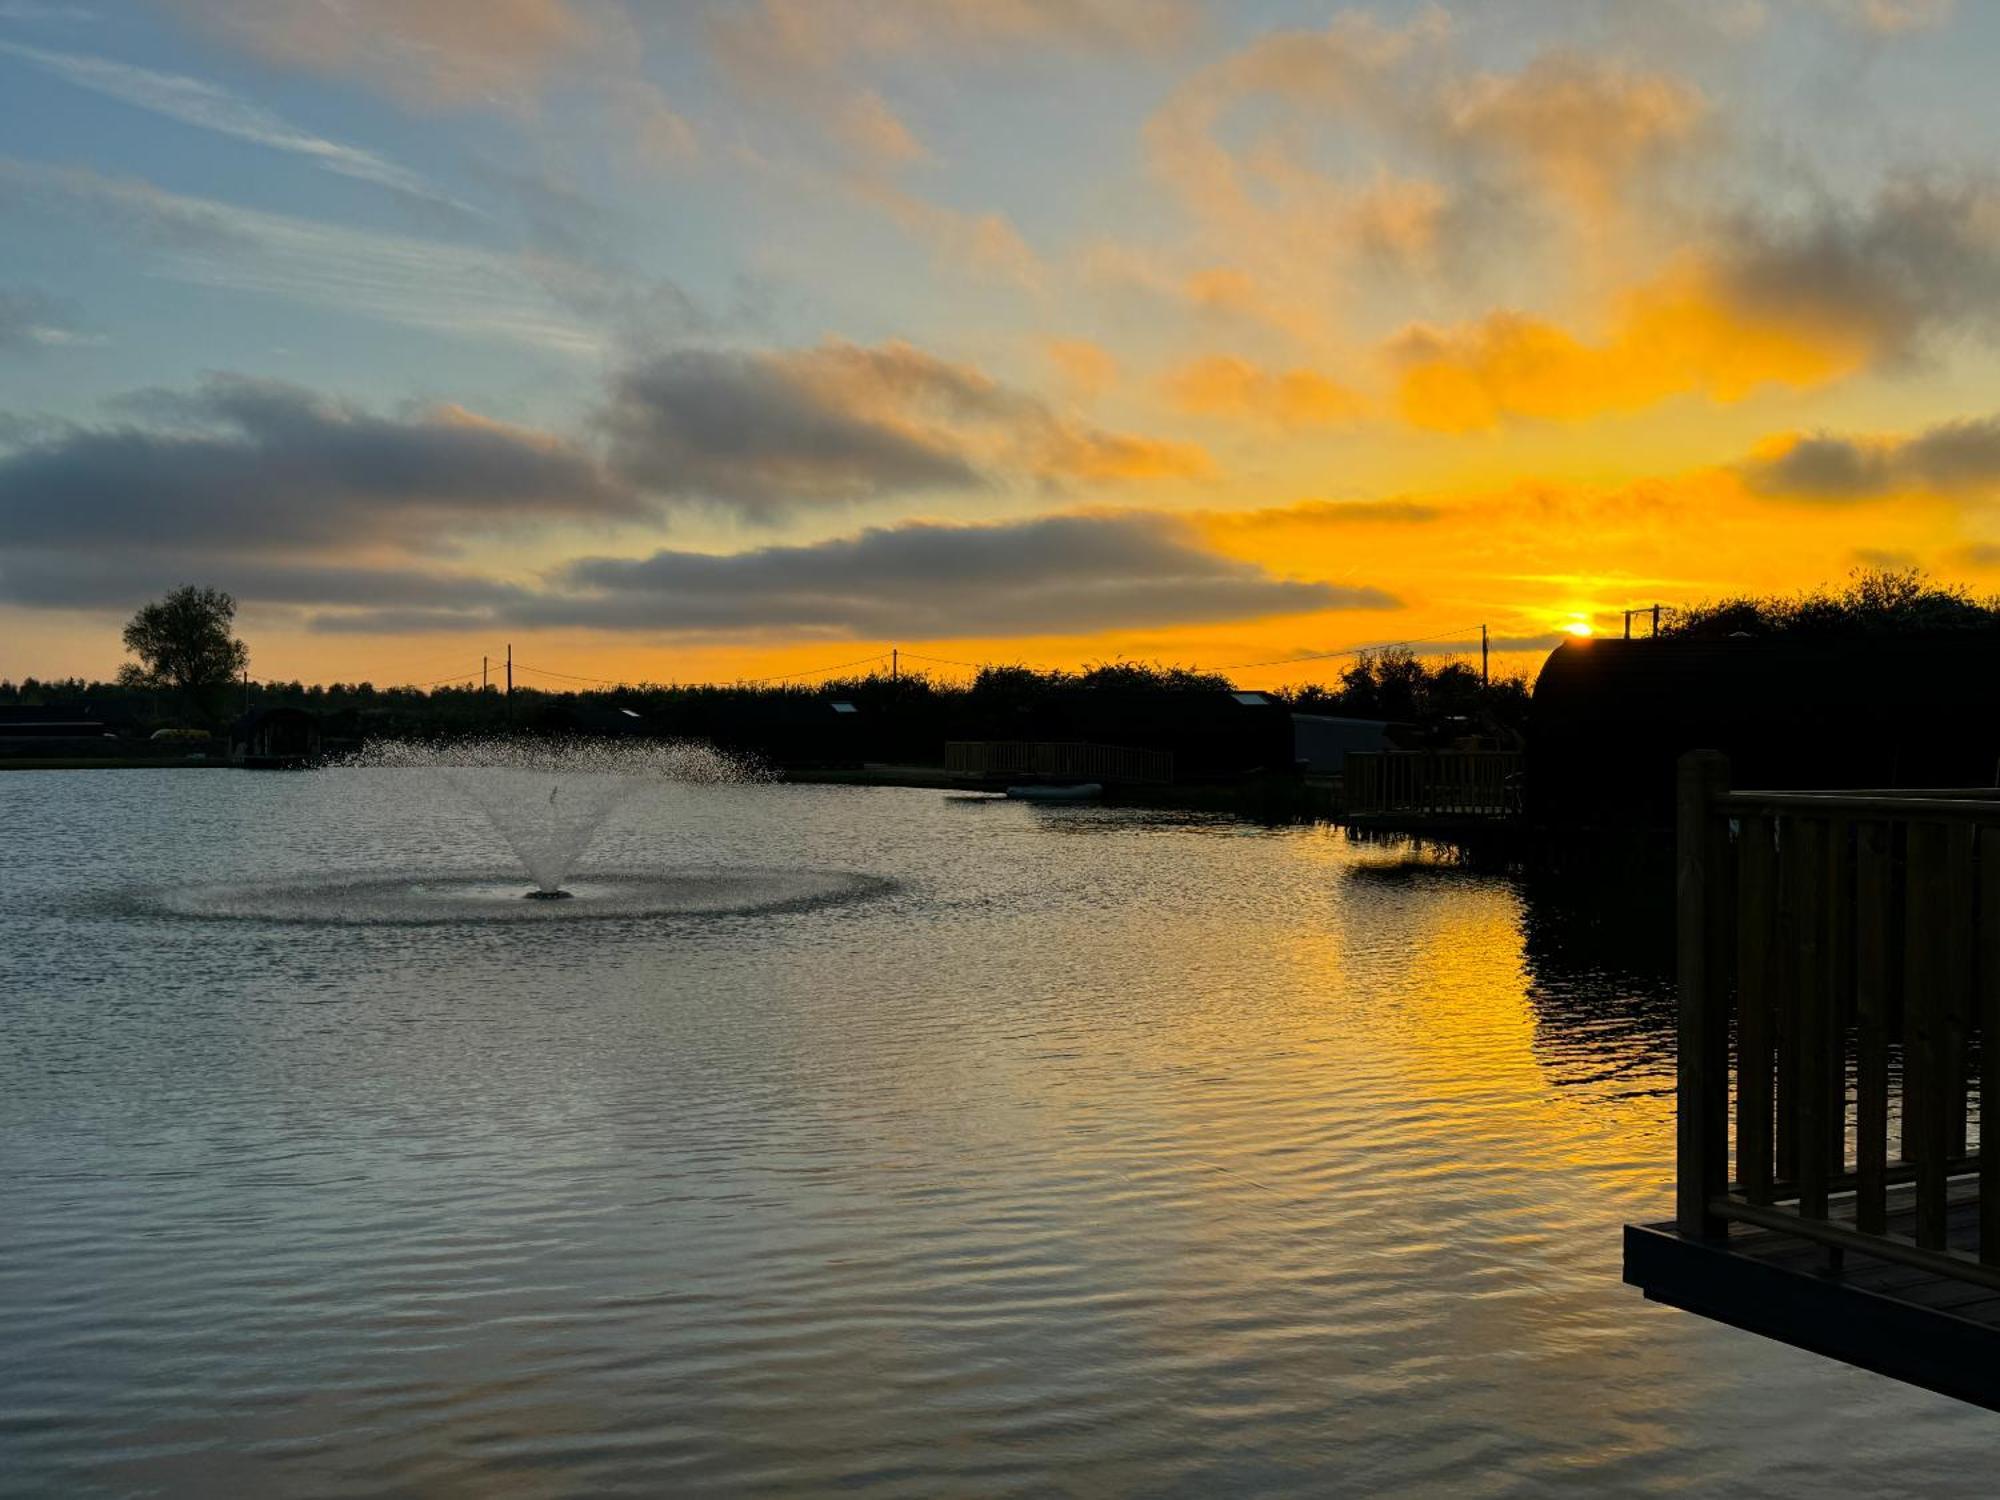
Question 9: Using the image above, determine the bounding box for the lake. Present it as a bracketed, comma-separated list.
[2, 769, 1991, 1495]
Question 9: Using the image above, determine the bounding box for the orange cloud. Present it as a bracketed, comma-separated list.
[1444, 51, 1708, 214]
[1146, 17, 1709, 272]
[1390, 260, 1871, 430]
[1164, 355, 1366, 428]
[1816, 0, 1955, 34]
[860, 184, 1043, 289]
[1038, 430, 1212, 483]
[710, 0, 1196, 171]
[1044, 338, 1120, 397]
[173, 0, 597, 108]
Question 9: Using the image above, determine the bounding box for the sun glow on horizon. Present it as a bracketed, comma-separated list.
[2, 1, 1998, 685]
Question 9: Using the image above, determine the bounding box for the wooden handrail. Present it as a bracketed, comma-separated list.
[1676, 751, 2000, 1277]
[1721, 791, 2000, 818]
[1343, 750, 1522, 819]
[943, 740, 1176, 785]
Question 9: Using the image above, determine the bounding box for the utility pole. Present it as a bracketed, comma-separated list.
[890, 647, 898, 682]
[482, 655, 488, 692]
[505, 643, 513, 726]
[1480, 624, 1488, 686]
[1652, 603, 1661, 637]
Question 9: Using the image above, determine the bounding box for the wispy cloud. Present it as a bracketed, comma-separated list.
[0, 286, 95, 350]
[0, 3, 96, 20]
[0, 158, 603, 355]
[0, 39, 462, 207]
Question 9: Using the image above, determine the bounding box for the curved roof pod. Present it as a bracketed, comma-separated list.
[1526, 635, 2000, 830]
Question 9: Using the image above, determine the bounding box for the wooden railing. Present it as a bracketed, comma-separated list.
[943, 740, 1176, 785]
[1343, 750, 1522, 818]
[1677, 751, 2000, 1287]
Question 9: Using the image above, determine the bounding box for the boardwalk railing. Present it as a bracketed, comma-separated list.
[943, 740, 1176, 786]
[1678, 752, 2000, 1289]
[1343, 750, 1522, 818]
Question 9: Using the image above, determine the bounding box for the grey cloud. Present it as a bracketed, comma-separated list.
[309, 513, 1397, 638]
[1227, 498, 1443, 528]
[598, 340, 1207, 518]
[1714, 175, 2000, 367]
[1741, 411, 2000, 499]
[1281, 631, 1563, 660]
[599, 346, 990, 514]
[0, 549, 528, 611]
[0, 374, 633, 552]
[1477, 632, 1568, 652]
[0, 287, 80, 350]
[1853, 547, 1920, 571]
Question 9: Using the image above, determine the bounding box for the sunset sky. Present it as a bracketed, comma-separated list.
[4, 0, 1999, 690]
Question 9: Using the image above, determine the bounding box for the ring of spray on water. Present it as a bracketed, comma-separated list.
[146, 736, 894, 925]
[337, 736, 767, 898]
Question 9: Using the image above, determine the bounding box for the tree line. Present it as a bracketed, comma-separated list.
[13, 566, 1987, 748]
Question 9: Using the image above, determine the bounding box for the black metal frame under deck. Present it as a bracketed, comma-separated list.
[1625, 1220, 2000, 1413]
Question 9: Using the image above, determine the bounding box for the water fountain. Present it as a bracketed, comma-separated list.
[149, 736, 893, 925]
[349, 736, 749, 900]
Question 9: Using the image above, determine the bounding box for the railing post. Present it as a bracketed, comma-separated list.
[1678, 751, 1732, 1240]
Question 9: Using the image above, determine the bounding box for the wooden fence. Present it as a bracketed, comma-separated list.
[943, 740, 1176, 786]
[1343, 750, 1522, 818]
[1677, 752, 2000, 1286]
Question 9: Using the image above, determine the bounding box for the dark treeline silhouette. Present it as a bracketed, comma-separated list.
[0, 652, 1532, 758]
[11, 565, 1979, 768]
[1660, 566, 2000, 640]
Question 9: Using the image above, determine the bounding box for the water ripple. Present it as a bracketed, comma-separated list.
[1, 774, 1993, 1496]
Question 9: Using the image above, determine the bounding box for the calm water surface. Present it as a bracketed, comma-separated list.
[2, 770, 1993, 1496]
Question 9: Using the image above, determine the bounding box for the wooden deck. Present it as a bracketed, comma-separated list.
[1627, 1178, 2000, 1411]
[1625, 755, 2000, 1410]
[1339, 749, 1528, 847]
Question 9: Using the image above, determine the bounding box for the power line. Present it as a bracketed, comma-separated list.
[513, 661, 628, 687]
[406, 667, 486, 689]
[899, 650, 994, 670]
[1216, 626, 1486, 673]
[736, 652, 892, 688]
[510, 651, 897, 690]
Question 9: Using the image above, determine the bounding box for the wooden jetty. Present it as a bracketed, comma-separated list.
[1624, 751, 2000, 1410]
[943, 740, 1176, 789]
[1340, 749, 1524, 842]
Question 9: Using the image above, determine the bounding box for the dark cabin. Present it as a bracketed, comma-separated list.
[231, 706, 321, 769]
[533, 701, 650, 737]
[1291, 713, 1411, 774]
[664, 695, 866, 769]
[1527, 634, 2000, 830]
[956, 686, 1293, 782]
[0, 704, 110, 740]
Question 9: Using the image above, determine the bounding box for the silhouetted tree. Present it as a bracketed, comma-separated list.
[1663, 566, 2000, 640]
[119, 585, 250, 724]
[1282, 648, 1531, 743]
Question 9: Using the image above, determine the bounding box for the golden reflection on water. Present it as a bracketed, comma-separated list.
[3, 781, 1992, 1497]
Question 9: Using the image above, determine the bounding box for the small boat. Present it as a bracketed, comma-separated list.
[1004, 782, 1103, 802]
